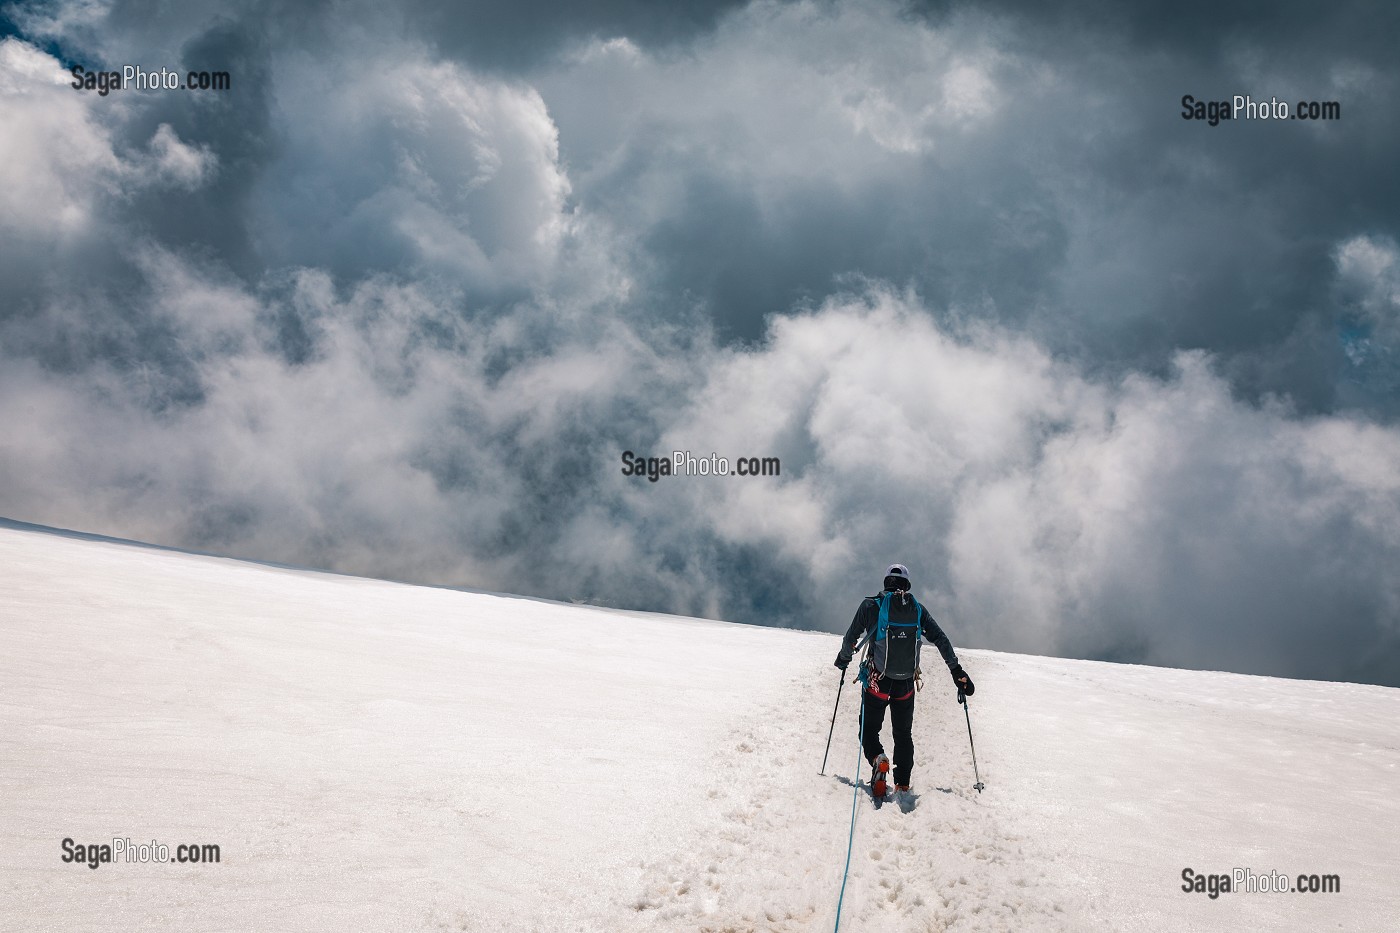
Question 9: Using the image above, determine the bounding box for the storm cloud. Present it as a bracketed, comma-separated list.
[1, 0, 1397, 685]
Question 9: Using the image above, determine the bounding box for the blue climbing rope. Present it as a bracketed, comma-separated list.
[833, 691, 864, 931]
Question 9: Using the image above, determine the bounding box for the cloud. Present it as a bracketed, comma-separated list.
[4, 261, 1397, 685]
[532, 0, 1400, 414]
[13, 0, 1400, 409]
[533, 2, 1032, 340]
[1333, 235, 1400, 410]
[2, 1, 1399, 687]
[146, 122, 216, 188]
[252, 45, 576, 296]
[650, 290, 1400, 684]
[0, 37, 123, 238]
[1336, 235, 1400, 334]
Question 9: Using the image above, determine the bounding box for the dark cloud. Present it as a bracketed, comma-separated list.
[396, 0, 752, 71]
[10, 0, 749, 72]
[533, 0, 1400, 413]
[1, 1, 1398, 687]
[907, 0, 1400, 64]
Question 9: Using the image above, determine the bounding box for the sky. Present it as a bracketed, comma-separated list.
[1, 0, 1397, 685]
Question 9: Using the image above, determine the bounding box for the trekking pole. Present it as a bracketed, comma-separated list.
[822, 633, 871, 775]
[819, 671, 845, 775]
[958, 691, 986, 793]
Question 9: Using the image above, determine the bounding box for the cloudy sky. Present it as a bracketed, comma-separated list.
[2, 0, 1398, 685]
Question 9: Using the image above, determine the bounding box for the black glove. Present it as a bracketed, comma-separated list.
[951, 664, 975, 696]
[834, 655, 850, 672]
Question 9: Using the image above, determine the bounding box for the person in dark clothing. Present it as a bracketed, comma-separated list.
[834, 563, 975, 793]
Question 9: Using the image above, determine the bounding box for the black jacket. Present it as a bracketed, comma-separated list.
[836, 589, 959, 675]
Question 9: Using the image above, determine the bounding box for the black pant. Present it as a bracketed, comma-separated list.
[860, 677, 916, 786]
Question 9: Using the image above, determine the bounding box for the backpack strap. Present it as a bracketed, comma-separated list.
[859, 594, 882, 658]
[857, 594, 885, 691]
[876, 592, 891, 640]
[909, 594, 924, 685]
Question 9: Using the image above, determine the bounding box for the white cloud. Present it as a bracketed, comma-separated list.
[146, 123, 217, 189]
[256, 45, 577, 293]
[651, 289, 1400, 676]
[2, 236, 1397, 680]
[0, 38, 124, 237]
[0, 40, 220, 242]
[1335, 235, 1400, 330]
[541, 0, 1014, 200]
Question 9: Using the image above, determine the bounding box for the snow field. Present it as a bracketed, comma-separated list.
[0, 521, 829, 932]
[971, 650, 1400, 932]
[623, 660, 1087, 933]
[3, 519, 1398, 932]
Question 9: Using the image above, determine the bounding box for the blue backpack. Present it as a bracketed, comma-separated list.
[866, 590, 922, 680]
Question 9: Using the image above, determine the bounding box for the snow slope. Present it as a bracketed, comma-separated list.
[1, 519, 1396, 932]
